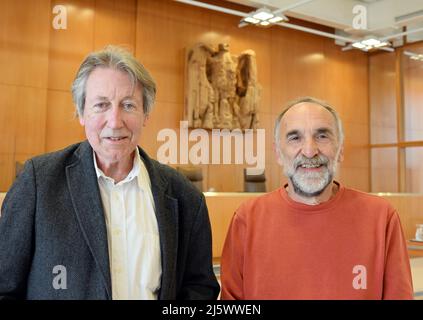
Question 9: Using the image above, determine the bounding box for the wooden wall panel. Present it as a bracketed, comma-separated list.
[369, 51, 398, 193]
[94, 0, 137, 51]
[0, 0, 50, 88]
[0, 84, 17, 191]
[270, 29, 326, 110]
[1, 0, 370, 192]
[0, 84, 47, 190]
[369, 52, 397, 144]
[48, 0, 95, 91]
[405, 147, 423, 193]
[45, 90, 85, 152]
[0, 156, 15, 192]
[0, 0, 50, 191]
[369, 48, 423, 193]
[371, 147, 398, 192]
[0, 85, 18, 155]
[404, 53, 423, 141]
[14, 87, 48, 155]
[135, 0, 370, 193]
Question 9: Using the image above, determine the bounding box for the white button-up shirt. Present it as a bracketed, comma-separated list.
[93, 148, 162, 300]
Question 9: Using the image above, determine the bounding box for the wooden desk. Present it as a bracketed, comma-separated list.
[205, 192, 264, 259]
[408, 240, 423, 258]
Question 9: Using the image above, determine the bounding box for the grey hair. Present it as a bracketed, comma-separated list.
[274, 96, 344, 146]
[71, 45, 156, 117]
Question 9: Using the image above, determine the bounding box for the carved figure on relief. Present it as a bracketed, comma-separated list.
[185, 43, 261, 130]
[237, 50, 260, 129]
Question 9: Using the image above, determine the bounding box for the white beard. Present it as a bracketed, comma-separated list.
[282, 153, 339, 197]
[291, 166, 332, 196]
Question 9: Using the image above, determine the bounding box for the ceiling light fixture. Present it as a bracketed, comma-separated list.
[244, 16, 260, 24]
[361, 38, 380, 47]
[252, 8, 274, 21]
[352, 42, 366, 49]
[351, 36, 391, 52]
[268, 16, 284, 23]
[241, 7, 288, 27]
[404, 51, 423, 61]
[373, 41, 389, 48]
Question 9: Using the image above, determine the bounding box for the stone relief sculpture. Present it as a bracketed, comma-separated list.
[237, 49, 260, 130]
[185, 43, 261, 130]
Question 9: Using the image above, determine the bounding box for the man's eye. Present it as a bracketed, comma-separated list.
[287, 136, 299, 142]
[93, 103, 109, 110]
[317, 134, 328, 140]
[123, 103, 136, 111]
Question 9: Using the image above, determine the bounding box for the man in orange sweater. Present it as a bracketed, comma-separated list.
[220, 97, 413, 300]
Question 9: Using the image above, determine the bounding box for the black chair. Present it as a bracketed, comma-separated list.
[177, 166, 204, 192]
[244, 168, 266, 192]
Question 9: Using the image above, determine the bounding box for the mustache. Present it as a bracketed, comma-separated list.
[293, 154, 329, 168]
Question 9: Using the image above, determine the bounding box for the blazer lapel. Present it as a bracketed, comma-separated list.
[65, 141, 112, 299]
[139, 147, 179, 300]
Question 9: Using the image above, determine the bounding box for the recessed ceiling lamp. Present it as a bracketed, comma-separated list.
[404, 51, 423, 61]
[240, 7, 287, 27]
[351, 36, 391, 51]
[252, 7, 274, 21]
[410, 55, 423, 60]
[352, 42, 366, 50]
[244, 16, 260, 24]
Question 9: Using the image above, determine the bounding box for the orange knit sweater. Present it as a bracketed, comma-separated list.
[221, 184, 413, 300]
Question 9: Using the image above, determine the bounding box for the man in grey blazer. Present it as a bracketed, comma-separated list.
[0, 46, 220, 300]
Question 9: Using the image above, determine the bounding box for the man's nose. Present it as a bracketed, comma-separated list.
[301, 137, 318, 158]
[107, 105, 124, 128]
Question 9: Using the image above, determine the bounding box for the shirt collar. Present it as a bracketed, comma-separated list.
[93, 148, 143, 187]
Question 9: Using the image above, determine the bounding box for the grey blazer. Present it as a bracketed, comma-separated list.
[0, 141, 219, 300]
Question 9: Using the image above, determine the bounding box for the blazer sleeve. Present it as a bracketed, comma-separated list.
[178, 195, 220, 300]
[382, 210, 414, 300]
[0, 160, 36, 300]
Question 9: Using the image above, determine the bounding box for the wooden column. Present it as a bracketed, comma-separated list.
[395, 48, 406, 192]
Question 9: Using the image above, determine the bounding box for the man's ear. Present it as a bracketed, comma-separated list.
[337, 145, 344, 163]
[143, 114, 149, 127]
[273, 142, 283, 166]
[79, 115, 85, 126]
